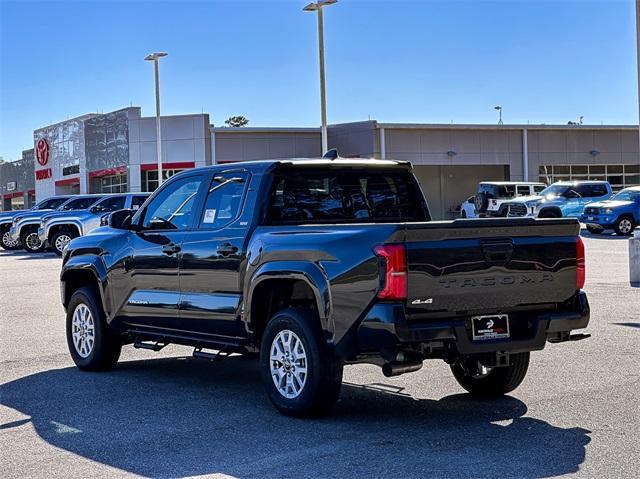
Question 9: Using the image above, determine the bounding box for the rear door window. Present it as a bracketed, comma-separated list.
[516, 185, 530, 196]
[91, 196, 126, 213]
[198, 172, 249, 229]
[576, 184, 608, 198]
[267, 167, 428, 224]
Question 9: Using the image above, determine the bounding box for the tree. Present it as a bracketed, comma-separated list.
[224, 116, 249, 128]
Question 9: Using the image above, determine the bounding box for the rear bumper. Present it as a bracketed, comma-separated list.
[355, 291, 590, 357]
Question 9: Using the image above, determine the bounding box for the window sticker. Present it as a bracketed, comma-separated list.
[203, 209, 217, 224]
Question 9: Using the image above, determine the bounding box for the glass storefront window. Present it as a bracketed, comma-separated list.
[92, 173, 128, 193]
[538, 164, 640, 190]
[142, 169, 186, 192]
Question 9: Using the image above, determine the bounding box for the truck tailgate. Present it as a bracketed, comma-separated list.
[397, 218, 581, 315]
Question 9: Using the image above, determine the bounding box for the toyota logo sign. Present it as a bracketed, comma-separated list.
[36, 138, 50, 166]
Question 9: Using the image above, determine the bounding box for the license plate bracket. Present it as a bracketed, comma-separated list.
[471, 314, 510, 341]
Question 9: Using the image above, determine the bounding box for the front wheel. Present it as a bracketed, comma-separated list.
[51, 230, 78, 256]
[20, 228, 45, 253]
[0, 228, 21, 250]
[260, 308, 343, 417]
[614, 216, 635, 236]
[66, 286, 121, 371]
[450, 352, 530, 397]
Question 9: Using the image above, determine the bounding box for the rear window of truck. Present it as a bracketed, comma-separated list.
[266, 167, 429, 224]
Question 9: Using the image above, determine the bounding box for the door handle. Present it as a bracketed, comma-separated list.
[217, 243, 238, 256]
[162, 243, 181, 255]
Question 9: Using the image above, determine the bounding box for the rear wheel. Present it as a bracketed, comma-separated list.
[450, 352, 530, 397]
[614, 216, 635, 236]
[51, 230, 77, 256]
[0, 228, 21, 250]
[260, 307, 343, 417]
[66, 286, 121, 371]
[20, 228, 45, 253]
[586, 225, 603, 235]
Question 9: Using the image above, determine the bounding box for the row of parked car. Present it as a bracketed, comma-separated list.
[0, 192, 150, 255]
[460, 180, 640, 236]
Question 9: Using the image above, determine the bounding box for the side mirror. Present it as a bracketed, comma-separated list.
[108, 209, 133, 230]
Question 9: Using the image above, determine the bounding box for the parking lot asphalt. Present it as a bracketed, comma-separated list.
[1, 231, 639, 479]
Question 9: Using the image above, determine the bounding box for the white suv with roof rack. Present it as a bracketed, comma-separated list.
[474, 181, 546, 217]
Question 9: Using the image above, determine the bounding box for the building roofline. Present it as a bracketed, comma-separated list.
[211, 126, 320, 133]
[375, 122, 640, 131]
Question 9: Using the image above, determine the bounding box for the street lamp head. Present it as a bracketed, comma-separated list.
[144, 52, 168, 61]
[303, 0, 338, 11]
[494, 105, 502, 111]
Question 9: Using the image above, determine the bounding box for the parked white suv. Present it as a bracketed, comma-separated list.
[475, 181, 546, 217]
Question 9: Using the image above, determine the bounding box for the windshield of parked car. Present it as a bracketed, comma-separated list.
[58, 197, 104, 211]
[33, 197, 69, 210]
[267, 167, 430, 224]
[540, 184, 569, 197]
[611, 190, 640, 202]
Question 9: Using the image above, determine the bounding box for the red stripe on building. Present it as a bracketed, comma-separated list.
[140, 162, 195, 172]
[3, 192, 24, 199]
[27, 189, 36, 194]
[55, 177, 80, 186]
[89, 165, 127, 178]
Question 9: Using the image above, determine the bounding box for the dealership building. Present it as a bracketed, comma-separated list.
[1, 106, 639, 219]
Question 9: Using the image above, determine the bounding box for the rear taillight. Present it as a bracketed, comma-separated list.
[374, 244, 407, 300]
[576, 236, 585, 289]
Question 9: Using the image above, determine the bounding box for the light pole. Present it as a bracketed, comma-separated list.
[304, 0, 337, 155]
[494, 105, 503, 125]
[636, 0, 640, 161]
[145, 52, 168, 188]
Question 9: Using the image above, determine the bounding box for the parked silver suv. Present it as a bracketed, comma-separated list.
[39, 193, 149, 255]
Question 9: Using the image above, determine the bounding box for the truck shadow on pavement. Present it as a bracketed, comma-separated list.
[0, 356, 590, 479]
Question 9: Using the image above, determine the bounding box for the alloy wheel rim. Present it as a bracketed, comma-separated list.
[270, 329, 308, 399]
[25, 232, 41, 251]
[72, 303, 95, 358]
[55, 234, 72, 252]
[619, 219, 632, 234]
[2, 231, 18, 248]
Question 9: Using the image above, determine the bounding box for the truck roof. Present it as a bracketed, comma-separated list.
[205, 157, 410, 172]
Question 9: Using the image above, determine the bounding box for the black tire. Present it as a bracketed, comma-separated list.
[0, 226, 21, 250]
[586, 225, 603, 235]
[51, 230, 78, 256]
[614, 216, 635, 236]
[260, 307, 343, 417]
[20, 227, 45, 253]
[538, 209, 560, 219]
[474, 193, 489, 214]
[66, 286, 121, 371]
[450, 352, 530, 397]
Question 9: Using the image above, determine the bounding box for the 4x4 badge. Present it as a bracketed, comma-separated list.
[411, 298, 433, 305]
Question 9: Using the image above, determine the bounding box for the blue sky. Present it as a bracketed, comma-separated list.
[0, 0, 637, 160]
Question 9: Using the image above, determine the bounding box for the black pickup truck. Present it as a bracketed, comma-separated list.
[60, 158, 589, 416]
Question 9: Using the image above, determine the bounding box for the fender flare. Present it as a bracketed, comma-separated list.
[46, 219, 84, 240]
[245, 260, 334, 341]
[538, 206, 563, 218]
[60, 254, 110, 317]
